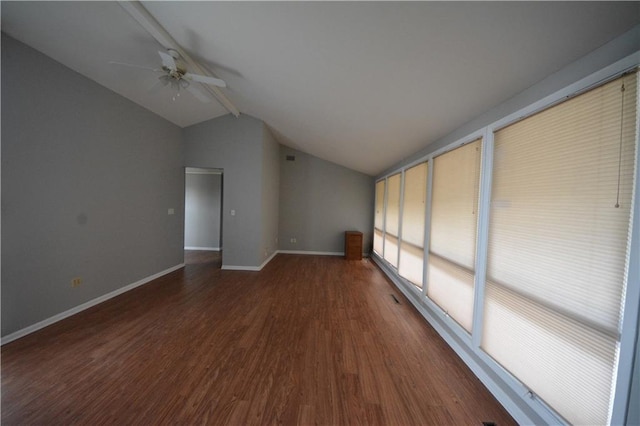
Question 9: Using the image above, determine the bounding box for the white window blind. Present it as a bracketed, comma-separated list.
[427, 140, 481, 331]
[483, 73, 637, 425]
[384, 173, 401, 267]
[374, 180, 385, 256]
[399, 162, 427, 287]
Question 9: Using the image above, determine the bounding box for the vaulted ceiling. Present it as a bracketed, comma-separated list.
[2, 2, 638, 175]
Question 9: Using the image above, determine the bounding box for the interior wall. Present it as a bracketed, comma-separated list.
[279, 146, 374, 254]
[182, 114, 265, 268]
[260, 126, 280, 264]
[184, 172, 222, 250]
[1, 35, 185, 337]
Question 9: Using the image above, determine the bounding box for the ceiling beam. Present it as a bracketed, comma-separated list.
[118, 0, 240, 117]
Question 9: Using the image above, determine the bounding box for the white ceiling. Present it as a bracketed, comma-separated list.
[2, 2, 639, 176]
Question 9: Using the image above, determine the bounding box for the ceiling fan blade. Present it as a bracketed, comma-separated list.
[157, 75, 171, 86]
[149, 79, 167, 93]
[184, 72, 227, 88]
[158, 51, 177, 70]
[108, 61, 158, 72]
[185, 83, 212, 103]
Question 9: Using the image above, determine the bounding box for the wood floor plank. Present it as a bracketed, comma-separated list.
[2, 252, 516, 425]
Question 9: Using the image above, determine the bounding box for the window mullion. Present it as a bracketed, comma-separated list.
[422, 157, 434, 297]
[397, 170, 406, 270]
[471, 127, 494, 347]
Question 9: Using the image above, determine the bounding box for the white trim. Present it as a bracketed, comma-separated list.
[184, 246, 221, 251]
[397, 170, 406, 269]
[471, 127, 494, 349]
[1, 263, 185, 346]
[220, 250, 278, 271]
[422, 157, 434, 298]
[221, 264, 261, 271]
[259, 250, 279, 270]
[278, 250, 344, 256]
[220, 250, 348, 271]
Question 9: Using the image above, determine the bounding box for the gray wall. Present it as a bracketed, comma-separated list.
[279, 146, 374, 254]
[1, 35, 185, 337]
[184, 172, 222, 249]
[260, 127, 280, 263]
[182, 114, 265, 268]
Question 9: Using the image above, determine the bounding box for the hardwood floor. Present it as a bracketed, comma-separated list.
[184, 249, 222, 266]
[2, 254, 516, 425]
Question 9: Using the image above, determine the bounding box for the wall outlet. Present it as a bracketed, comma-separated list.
[168, 208, 175, 215]
[71, 277, 82, 287]
[290, 237, 297, 244]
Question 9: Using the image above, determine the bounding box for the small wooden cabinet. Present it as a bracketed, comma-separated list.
[344, 231, 363, 260]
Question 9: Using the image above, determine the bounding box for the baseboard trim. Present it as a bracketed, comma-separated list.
[259, 251, 279, 270]
[221, 264, 261, 271]
[1, 263, 185, 346]
[278, 250, 344, 256]
[222, 250, 346, 271]
[184, 246, 220, 251]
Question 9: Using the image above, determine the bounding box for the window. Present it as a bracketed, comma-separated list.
[427, 140, 481, 332]
[399, 162, 427, 287]
[482, 74, 637, 425]
[373, 179, 385, 256]
[371, 67, 638, 426]
[384, 173, 402, 267]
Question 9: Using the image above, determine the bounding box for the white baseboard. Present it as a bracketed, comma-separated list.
[259, 250, 279, 270]
[220, 250, 277, 271]
[221, 264, 261, 271]
[1, 263, 185, 346]
[184, 246, 220, 251]
[278, 250, 344, 256]
[222, 250, 346, 271]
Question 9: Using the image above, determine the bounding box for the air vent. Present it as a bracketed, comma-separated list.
[286, 155, 296, 161]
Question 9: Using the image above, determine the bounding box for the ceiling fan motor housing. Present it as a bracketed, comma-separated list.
[165, 49, 187, 78]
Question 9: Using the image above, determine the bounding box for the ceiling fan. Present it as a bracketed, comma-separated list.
[110, 49, 226, 103]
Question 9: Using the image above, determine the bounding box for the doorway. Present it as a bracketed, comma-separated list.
[184, 167, 223, 267]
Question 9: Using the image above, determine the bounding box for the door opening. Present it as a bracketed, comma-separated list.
[184, 167, 223, 267]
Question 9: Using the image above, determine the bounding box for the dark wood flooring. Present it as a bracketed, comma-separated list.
[2, 253, 516, 425]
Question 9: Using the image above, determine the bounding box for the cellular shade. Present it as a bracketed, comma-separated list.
[427, 140, 481, 331]
[482, 73, 637, 425]
[374, 180, 385, 256]
[384, 174, 401, 267]
[399, 162, 427, 287]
